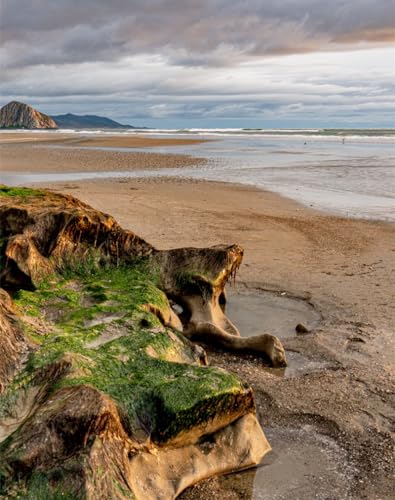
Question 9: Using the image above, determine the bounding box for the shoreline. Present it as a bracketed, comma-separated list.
[1, 132, 394, 224]
[0, 133, 208, 174]
[4, 169, 395, 225]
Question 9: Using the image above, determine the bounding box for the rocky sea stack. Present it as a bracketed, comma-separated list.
[0, 186, 286, 499]
[0, 101, 57, 129]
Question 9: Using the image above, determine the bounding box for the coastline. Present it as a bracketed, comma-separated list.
[1, 134, 394, 498]
[2, 131, 394, 224]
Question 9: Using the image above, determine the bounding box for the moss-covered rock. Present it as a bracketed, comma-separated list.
[0, 185, 44, 199]
[0, 187, 270, 499]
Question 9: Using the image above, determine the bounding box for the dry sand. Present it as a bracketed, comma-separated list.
[1, 135, 394, 499]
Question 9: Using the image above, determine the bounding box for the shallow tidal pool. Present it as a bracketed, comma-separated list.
[225, 289, 321, 340]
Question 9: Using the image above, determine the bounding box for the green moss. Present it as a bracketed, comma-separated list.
[0, 471, 78, 499]
[0, 387, 20, 420]
[0, 185, 44, 199]
[23, 472, 78, 500]
[9, 256, 248, 445]
[56, 333, 245, 442]
[113, 478, 135, 499]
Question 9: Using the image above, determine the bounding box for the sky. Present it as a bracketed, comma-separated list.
[1, 0, 395, 128]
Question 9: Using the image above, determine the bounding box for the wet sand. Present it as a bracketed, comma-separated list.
[0, 132, 208, 148]
[0, 133, 206, 173]
[1, 136, 394, 498]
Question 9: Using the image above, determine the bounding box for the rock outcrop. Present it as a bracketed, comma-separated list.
[0, 101, 57, 129]
[0, 186, 285, 499]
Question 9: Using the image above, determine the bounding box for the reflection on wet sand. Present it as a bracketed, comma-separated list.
[214, 425, 355, 500]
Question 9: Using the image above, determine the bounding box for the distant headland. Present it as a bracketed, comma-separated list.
[0, 101, 138, 129]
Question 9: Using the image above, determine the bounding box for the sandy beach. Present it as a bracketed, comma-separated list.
[0, 133, 207, 173]
[0, 132, 209, 148]
[1, 135, 394, 499]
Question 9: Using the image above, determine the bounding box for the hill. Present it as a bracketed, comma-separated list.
[52, 113, 133, 129]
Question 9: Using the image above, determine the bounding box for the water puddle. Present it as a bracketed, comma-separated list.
[265, 351, 331, 378]
[214, 425, 356, 499]
[225, 290, 321, 340]
[224, 290, 328, 377]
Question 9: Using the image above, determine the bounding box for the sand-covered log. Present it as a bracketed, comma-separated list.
[0, 186, 279, 499]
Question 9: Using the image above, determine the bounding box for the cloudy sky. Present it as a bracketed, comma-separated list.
[1, 0, 394, 128]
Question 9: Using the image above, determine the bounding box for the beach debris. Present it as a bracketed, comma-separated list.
[296, 323, 310, 334]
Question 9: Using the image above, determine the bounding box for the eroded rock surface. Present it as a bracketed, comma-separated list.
[0, 186, 278, 499]
[0, 101, 57, 129]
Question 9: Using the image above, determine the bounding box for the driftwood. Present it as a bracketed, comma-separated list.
[155, 247, 287, 367]
[184, 322, 287, 367]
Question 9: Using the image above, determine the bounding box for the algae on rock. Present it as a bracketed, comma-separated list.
[0, 187, 280, 499]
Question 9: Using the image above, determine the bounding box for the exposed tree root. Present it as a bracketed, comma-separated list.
[0, 187, 285, 498]
[184, 321, 287, 368]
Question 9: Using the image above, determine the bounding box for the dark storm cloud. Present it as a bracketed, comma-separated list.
[1, 0, 394, 69]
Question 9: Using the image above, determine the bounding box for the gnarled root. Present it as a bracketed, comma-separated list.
[154, 244, 287, 367]
[184, 321, 287, 368]
[181, 293, 241, 336]
[143, 303, 183, 331]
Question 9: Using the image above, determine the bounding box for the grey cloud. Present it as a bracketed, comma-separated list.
[1, 1, 393, 127]
[1, 47, 393, 118]
[1, 0, 394, 70]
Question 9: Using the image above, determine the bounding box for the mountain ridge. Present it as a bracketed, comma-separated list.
[52, 112, 135, 129]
